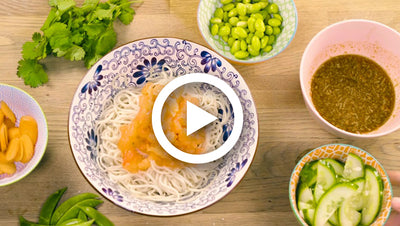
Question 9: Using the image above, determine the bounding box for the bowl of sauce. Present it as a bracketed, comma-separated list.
[300, 19, 400, 139]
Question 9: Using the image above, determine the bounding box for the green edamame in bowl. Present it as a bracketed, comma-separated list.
[197, 0, 297, 64]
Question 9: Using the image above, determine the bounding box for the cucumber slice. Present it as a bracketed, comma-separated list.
[303, 208, 315, 225]
[325, 159, 344, 176]
[360, 165, 383, 225]
[300, 160, 318, 187]
[343, 153, 364, 180]
[350, 178, 365, 211]
[328, 210, 339, 225]
[338, 198, 361, 226]
[314, 183, 358, 226]
[314, 161, 336, 203]
[297, 183, 315, 210]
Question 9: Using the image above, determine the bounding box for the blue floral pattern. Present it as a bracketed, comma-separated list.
[102, 187, 123, 202]
[69, 38, 258, 216]
[133, 57, 168, 85]
[226, 159, 248, 187]
[200, 51, 222, 73]
[81, 65, 103, 94]
[85, 129, 97, 160]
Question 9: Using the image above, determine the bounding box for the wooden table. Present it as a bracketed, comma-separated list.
[1, 0, 400, 225]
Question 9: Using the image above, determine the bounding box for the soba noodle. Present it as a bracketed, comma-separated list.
[95, 68, 231, 202]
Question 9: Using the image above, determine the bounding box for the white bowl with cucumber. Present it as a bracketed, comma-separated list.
[289, 144, 392, 226]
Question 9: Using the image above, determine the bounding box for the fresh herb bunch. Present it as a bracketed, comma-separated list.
[17, 0, 137, 87]
[19, 187, 114, 226]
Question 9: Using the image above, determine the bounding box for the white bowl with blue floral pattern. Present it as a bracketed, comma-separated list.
[68, 37, 258, 216]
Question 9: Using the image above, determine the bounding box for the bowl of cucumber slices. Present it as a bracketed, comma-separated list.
[289, 143, 392, 226]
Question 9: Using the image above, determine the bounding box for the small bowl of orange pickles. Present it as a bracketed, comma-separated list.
[0, 84, 48, 186]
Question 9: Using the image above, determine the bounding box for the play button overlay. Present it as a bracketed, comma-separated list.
[186, 101, 217, 136]
[152, 73, 243, 164]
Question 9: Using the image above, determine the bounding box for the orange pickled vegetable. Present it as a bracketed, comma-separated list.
[19, 115, 38, 144]
[118, 82, 206, 173]
[0, 101, 16, 124]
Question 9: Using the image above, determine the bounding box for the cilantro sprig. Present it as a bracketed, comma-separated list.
[17, 0, 138, 87]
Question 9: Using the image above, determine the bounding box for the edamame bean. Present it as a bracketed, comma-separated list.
[228, 37, 235, 47]
[210, 17, 222, 24]
[234, 26, 248, 38]
[229, 16, 239, 26]
[247, 17, 256, 33]
[234, 51, 249, 59]
[230, 40, 241, 54]
[222, 3, 235, 11]
[246, 33, 254, 44]
[236, 21, 248, 28]
[251, 36, 261, 52]
[266, 3, 279, 14]
[265, 25, 273, 35]
[273, 26, 281, 35]
[251, 13, 264, 20]
[273, 13, 283, 21]
[211, 24, 219, 36]
[268, 18, 281, 27]
[247, 3, 261, 13]
[255, 18, 265, 32]
[228, 8, 238, 17]
[248, 45, 259, 56]
[221, 0, 233, 4]
[263, 45, 273, 53]
[254, 30, 263, 38]
[237, 3, 247, 16]
[218, 25, 231, 37]
[239, 15, 249, 21]
[267, 35, 275, 45]
[240, 40, 247, 51]
[214, 8, 224, 19]
[222, 35, 229, 42]
[261, 36, 269, 48]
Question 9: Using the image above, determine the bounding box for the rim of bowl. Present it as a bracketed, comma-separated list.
[0, 83, 48, 186]
[300, 19, 400, 139]
[288, 143, 393, 226]
[197, 0, 298, 64]
[67, 36, 260, 216]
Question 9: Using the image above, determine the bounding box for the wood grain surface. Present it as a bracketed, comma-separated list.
[1, 0, 400, 225]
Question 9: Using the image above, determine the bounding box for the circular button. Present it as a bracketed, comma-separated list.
[152, 73, 243, 164]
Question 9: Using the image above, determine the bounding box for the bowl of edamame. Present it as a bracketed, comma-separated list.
[197, 0, 297, 64]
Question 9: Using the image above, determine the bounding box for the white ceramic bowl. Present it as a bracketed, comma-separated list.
[68, 37, 259, 216]
[0, 84, 48, 186]
[300, 19, 400, 139]
[197, 0, 298, 64]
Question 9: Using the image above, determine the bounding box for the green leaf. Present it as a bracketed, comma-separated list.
[64, 45, 86, 61]
[118, 6, 135, 25]
[41, 8, 58, 31]
[49, 0, 76, 12]
[95, 28, 116, 55]
[22, 41, 42, 60]
[17, 59, 48, 87]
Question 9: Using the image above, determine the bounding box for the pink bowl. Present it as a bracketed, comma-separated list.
[300, 19, 400, 139]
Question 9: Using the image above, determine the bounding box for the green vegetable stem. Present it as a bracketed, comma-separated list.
[17, 0, 140, 87]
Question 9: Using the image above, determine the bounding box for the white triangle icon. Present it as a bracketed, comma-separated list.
[186, 101, 217, 136]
